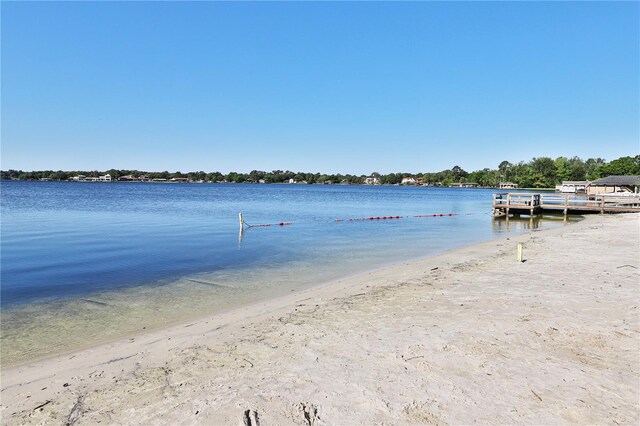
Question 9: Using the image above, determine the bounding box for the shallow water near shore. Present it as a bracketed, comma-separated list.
[1, 181, 576, 365]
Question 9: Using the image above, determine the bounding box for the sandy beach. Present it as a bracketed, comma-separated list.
[1, 213, 638, 425]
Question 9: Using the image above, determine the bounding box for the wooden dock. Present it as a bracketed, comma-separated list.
[493, 193, 640, 217]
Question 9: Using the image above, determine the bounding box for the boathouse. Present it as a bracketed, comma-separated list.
[586, 175, 639, 196]
[555, 181, 588, 193]
[499, 182, 518, 190]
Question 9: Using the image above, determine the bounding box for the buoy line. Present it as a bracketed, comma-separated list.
[239, 213, 292, 228]
[239, 212, 459, 230]
[336, 213, 456, 222]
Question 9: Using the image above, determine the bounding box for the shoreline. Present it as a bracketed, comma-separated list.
[2, 213, 638, 424]
[0, 225, 522, 369]
[2, 179, 557, 189]
[0, 213, 563, 369]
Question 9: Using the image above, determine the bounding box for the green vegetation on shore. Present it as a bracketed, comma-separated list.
[2, 155, 638, 188]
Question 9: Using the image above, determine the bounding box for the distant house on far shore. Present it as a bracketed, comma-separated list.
[364, 176, 380, 185]
[587, 175, 640, 196]
[499, 182, 518, 190]
[401, 177, 417, 185]
[119, 175, 149, 182]
[451, 182, 478, 188]
[79, 174, 111, 182]
[555, 181, 587, 193]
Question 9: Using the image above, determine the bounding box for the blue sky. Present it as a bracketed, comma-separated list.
[2, 1, 638, 174]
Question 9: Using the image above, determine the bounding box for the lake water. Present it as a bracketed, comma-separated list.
[1, 181, 572, 365]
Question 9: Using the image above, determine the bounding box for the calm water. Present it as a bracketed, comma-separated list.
[1, 181, 571, 364]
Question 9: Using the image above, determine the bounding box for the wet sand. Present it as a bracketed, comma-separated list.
[2, 213, 638, 425]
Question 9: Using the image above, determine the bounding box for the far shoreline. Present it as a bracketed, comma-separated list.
[1, 178, 558, 191]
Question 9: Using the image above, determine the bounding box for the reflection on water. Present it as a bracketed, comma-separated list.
[491, 214, 580, 233]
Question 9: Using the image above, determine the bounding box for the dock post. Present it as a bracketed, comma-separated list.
[506, 194, 511, 217]
[492, 194, 497, 217]
[530, 194, 534, 216]
[564, 194, 568, 216]
[239, 212, 244, 228]
[600, 197, 605, 214]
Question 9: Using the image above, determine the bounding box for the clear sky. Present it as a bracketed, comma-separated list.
[2, 1, 638, 174]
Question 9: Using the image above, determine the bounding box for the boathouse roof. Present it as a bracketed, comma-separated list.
[590, 175, 640, 186]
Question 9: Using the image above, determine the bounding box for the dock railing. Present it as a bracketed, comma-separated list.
[541, 194, 640, 210]
[541, 194, 596, 208]
[493, 193, 540, 207]
[598, 194, 640, 208]
[494, 192, 640, 216]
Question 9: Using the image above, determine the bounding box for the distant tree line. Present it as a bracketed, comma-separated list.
[474, 155, 639, 189]
[1, 155, 638, 188]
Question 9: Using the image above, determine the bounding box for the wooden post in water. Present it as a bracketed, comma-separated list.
[564, 194, 569, 216]
[492, 194, 496, 217]
[239, 212, 244, 228]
